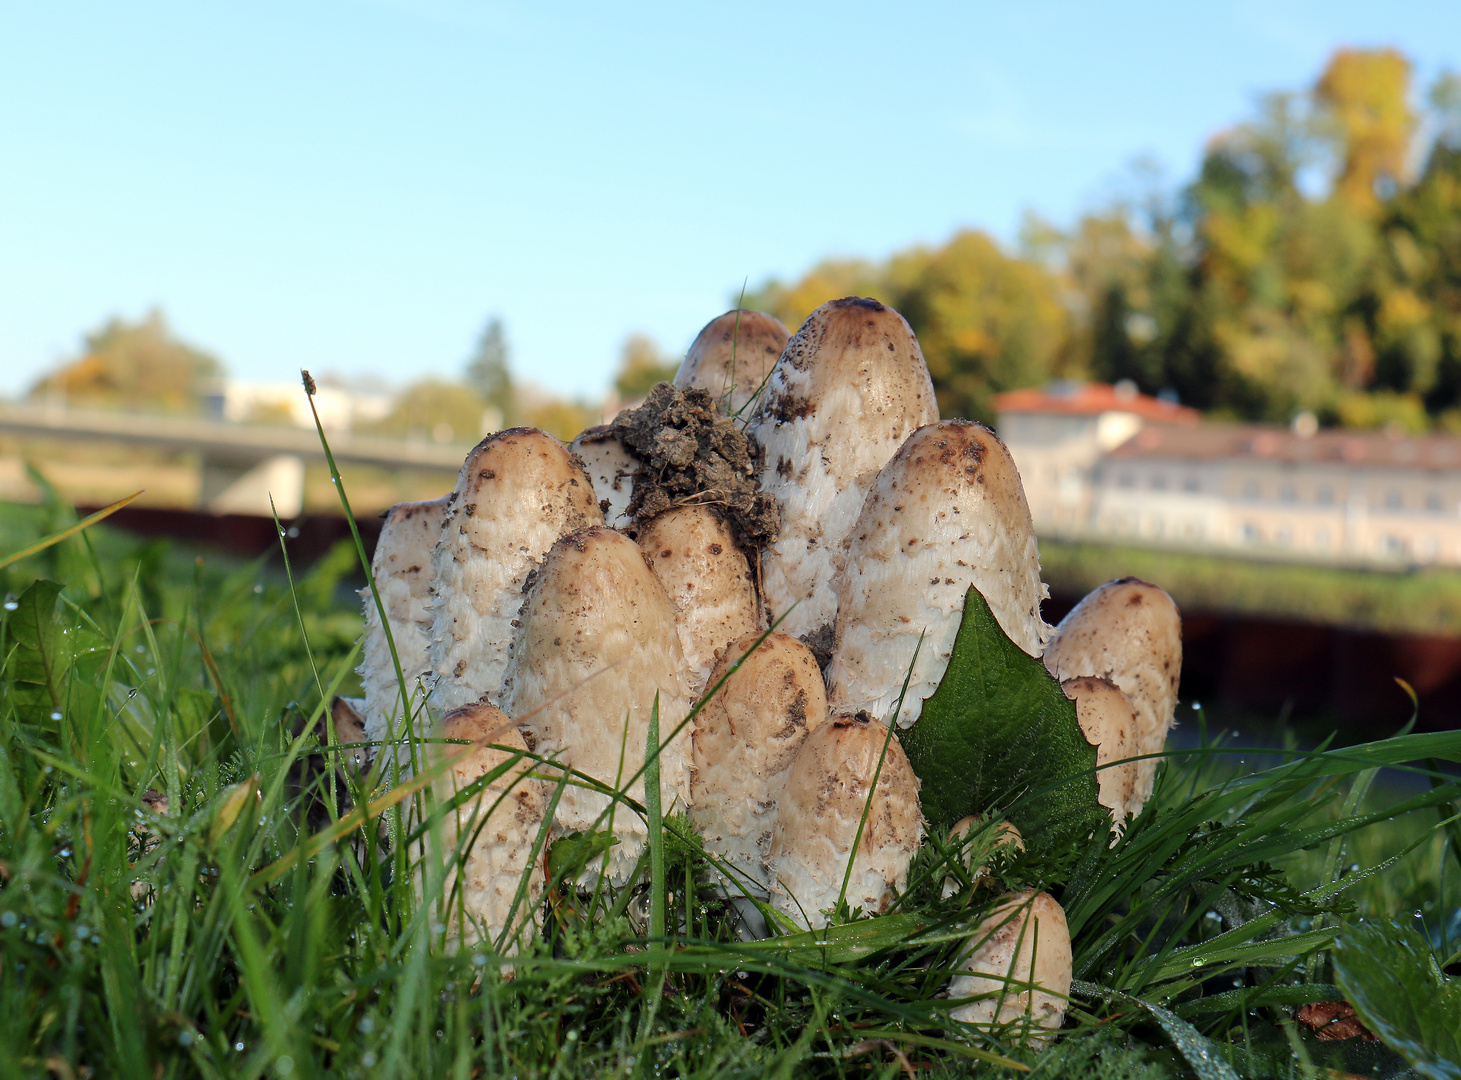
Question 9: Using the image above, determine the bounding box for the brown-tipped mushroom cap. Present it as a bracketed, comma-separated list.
[674, 309, 791, 417]
[418, 703, 547, 953]
[768, 711, 924, 929]
[689, 631, 827, 890]
[427, 428, 603, 716]
[359, 496, 450, 754]
[949, 890, 1072, 1046]
[1043, 579, 1181, 816]
[569, 424, 638, 530]
[1062, 676, 1142, 828]
[943, 816, 1025, 897]
[751, 298, 939, 645]
[500, 526, 693, 885]
[827, 420, 1052, 728]
[637, 506, 763, 694]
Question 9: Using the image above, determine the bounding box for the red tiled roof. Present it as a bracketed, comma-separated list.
[993, 383, 1200, 424]
[1106, 423, 1461, 471]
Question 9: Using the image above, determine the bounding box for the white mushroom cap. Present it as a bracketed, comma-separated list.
[1062, 676, 1142, 828]
[417, 703, 548, 953]
[826, 420, 1052, 728]
[768, 711, 924, 929]
[500, 526, 693, 885]
[949, 890, 1072, 1046]
[569, 424, 638, 530]
[1043, 579, 1181, 815]
[359, 496, 450, 754]
[689, 631, 827, 890]
[751, 298, 939, 645]
[636, 506, 763, 694]
[427, 428, 603, 717]
[943, 816, 1025, 898]
[674, 309, 791, 417]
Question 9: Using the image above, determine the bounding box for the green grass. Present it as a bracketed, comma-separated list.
[1041, 537, 1461, 635]
[2, 486, 1459, 1079]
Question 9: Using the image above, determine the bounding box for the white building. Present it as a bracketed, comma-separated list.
[995, 382, 1461, 567]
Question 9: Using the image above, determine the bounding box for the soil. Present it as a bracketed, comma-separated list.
[610, 383, 779, 551]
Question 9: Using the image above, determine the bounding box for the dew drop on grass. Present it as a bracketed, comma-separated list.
[276, 1056, 294, 1076]
[50, 711, 62, 721]
[361, 1052, 376, 1067]
[254, 584, 263, 594]
[234, 1042, 245, 1053]
[358, 1017, 374, 1034]
[0, 912, 16, 928]
[2, 599, 16, 611]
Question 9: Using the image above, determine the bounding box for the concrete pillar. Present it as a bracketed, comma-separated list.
[201, 453, 306, 517]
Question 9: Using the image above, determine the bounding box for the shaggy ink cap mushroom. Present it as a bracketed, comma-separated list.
[1061, 676, 1142, 829]
[674, 309, 791, 417]
[942, 815, 1024, 898]
[417, 703, 548, 953]
[750, 297, 938, 650]
[689, 631, 827, 891]
[358, 496, 451, 758]
[949, 890, 1072, 1046]
[768, 710, 924, 930]
[637, 505, 763, 694]
[569, 424, 638, 530]
[1043, 578, 1181, 817]
[826, 419, 1052, 728]
[500, 526, 693, 886]
[427, 428, 603, 716]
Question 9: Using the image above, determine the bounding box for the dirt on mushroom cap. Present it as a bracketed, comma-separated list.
[610, 383, 778, 552]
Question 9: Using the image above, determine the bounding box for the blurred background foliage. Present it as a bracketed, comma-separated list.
[22, 49, 1461, 437]
[750, 49, 1461, 430]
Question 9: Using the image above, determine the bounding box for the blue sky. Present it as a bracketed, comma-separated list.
[2, 1, 1458, 402]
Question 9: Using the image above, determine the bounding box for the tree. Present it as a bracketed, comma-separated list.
[361, 378, 490, 444]
[29, 308, 224, 413]
[1315, 49, 1417, 210]
[613, 334, 678, 402]
[464, 316, 517, 424]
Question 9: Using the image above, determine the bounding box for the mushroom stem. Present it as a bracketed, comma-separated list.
[949, 890, 1072, 1047]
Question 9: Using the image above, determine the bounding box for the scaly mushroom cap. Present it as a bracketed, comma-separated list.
[637, 506, 763, 694]
[768, 711, 924, 929]
[569, 424, 637, 530]
[949, 890, 1072, 1045]
[689, 631, 827, 890]
[359, 496, 450, 754]
[418, 703, 548, 953]
[943, 816, 1025, 897]
[1062, 676, 1142, 827]
[428, 428, 603, 715]
[751, 298, 939, 646]
[1043, 579, 1181, 815]
[674, 309, 791, 417]
[500, 526, 693, 884]
[826, 420, 1052, 728]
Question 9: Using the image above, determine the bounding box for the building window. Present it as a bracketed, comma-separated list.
[1280, 484, 1296, 503]
[1276, 526, 1292, 547]
[1151, 472, 1167, 491]
[1385, 489, 1403, 511]
[1383, 535, 1408, 558]
[1241, 522, 1260, 544]
[1243, 480, 1260, 500]
[1183, 475, 1201, 493]
[1317, 486, 1334, 506]
[1118, 472, 1135, 489]
[1313, 528, 1331, 549]
[1427, 492, 1443, 513]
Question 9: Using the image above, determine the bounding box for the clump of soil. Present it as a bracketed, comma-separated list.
[611, 383, 779, 550]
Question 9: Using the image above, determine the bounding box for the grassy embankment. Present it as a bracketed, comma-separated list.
[1041, 539, 1461, 637]
[1, 479, 1459, 1079]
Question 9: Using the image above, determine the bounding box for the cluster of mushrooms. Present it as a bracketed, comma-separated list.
[336, 298, 1182, 1045]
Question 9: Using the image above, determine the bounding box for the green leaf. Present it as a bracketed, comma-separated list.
[3, 579, 69, 725]
[547, 830, 617, 881]
[901, 587, 1106, 856]
[1071, 980, 1242, 1080]
[1333, 920, 1461, 1080]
